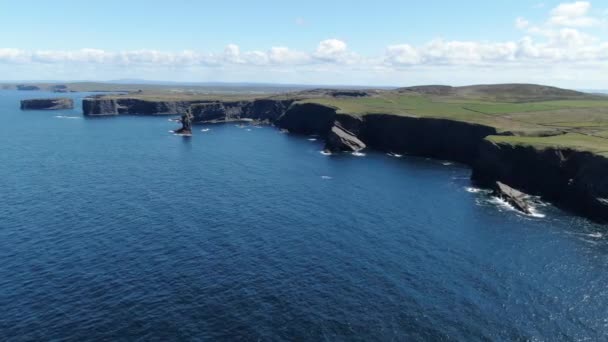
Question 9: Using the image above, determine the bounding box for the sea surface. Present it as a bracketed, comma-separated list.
[1, 90, 608, 341]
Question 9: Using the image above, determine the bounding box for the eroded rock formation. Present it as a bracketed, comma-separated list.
[173, 110, 193, 135]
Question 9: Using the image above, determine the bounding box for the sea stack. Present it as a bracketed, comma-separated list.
[173, 110, 193, 136]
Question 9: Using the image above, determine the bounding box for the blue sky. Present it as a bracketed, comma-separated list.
[1, 0, 607, 87]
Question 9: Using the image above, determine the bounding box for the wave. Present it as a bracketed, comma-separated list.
[352, 152, 366, 157]
[442, 161, 454, 166]
[487, 196, 545, 218]
[320, 151, 332, 156]
[466, 187, 483, 194]
[321, 176, 332, 180]
[201, 128, 210, 132]
[55, 115, 80, 119]
[387, 153, 403, 158]
[308, 138, 317, 141]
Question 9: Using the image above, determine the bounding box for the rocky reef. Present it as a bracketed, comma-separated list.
[21, 98, 74, 110]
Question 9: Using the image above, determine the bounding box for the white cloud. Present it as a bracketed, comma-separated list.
[313, 39, 350, 62]
[549, 1, 599, 27]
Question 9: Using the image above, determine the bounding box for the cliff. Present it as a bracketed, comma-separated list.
[83, 97, 202, 116]
[361, 115, 498, 164]
[189, 99, 293, 123]
[472, 140, 608, 221]
[20, 98, 74, 110]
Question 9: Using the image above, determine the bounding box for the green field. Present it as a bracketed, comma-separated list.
[299, 89, 608, 154]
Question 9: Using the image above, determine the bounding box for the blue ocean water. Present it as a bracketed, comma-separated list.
[1, 90, 607, 341]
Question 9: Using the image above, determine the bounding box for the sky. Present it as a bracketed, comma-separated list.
[0, 0, 607, 87]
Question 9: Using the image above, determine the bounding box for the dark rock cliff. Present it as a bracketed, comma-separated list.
[189, 99, 294, 123]
[83, 98, 202, 115]
[361, 115, 498, 164]
[472, 140, 608, 221]
[275, 103, 337, 135]
[21, 98, 74, 110]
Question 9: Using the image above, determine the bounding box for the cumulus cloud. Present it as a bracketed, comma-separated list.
[313, 39, 349, 62]
[549, 1, 598, 27]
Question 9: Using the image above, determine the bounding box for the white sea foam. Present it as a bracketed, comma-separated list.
[387, 153, 403, 158]
[442, 161, 454, 166]
[587, 232, 604, 238]
[320, 151, 332, 156]
[201, 128, 210, 132]
[487, 196, 545, 218]
[321, 176, 332, 180]
[55, 115, 80, 119]
[352, 152, 366, 157]
[488, 196, 517, 212]
[308, 138, 317, 141]
[466, 187, 483, 193]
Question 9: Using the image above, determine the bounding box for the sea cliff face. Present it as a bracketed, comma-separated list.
[21, 98, 74, 110]
[83, 98, 201, 115]
[362, 115, 498, 164]
[189, 99, 294, 123]
[472, 141, 608, 221]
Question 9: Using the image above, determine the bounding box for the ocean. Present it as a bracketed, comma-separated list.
[1, 90, 607, 340]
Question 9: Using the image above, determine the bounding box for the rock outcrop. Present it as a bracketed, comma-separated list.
[493, 181, 532, 215]
[20, 98, 74, 110]
[324, 124, 366, 152]
[173, 110, 193, 135]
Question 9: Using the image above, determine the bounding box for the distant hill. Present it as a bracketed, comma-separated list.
[397, 84, 590, 102]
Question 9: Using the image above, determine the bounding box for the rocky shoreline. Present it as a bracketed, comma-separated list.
[82, 95, 608, 222]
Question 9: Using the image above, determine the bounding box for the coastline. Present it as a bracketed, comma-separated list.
[81, 90, 608, 223]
